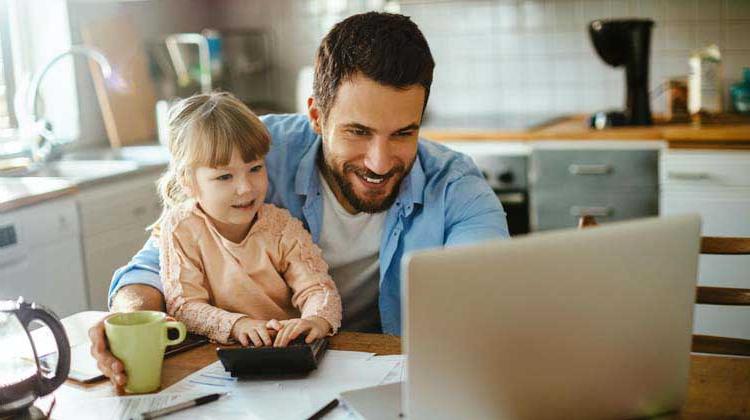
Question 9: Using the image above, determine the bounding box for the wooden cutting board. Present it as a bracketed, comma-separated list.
[81, 13, 157, 147]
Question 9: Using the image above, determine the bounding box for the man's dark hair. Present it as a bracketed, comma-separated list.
[313, 12, 435, 120]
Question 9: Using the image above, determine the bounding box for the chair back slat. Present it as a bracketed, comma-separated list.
[701, 237, 750, 255]
[692, 334, 750, 356]
[696, 286, 750, 306]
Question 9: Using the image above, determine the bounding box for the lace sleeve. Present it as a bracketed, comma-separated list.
[277, 213, 342, 333]
[159, 209, 246, 343]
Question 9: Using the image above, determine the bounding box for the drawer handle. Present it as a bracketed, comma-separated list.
[497, 192, 526, 204]
[667, 171, 710, 181]
[570, 206, 612, 217]
[568, 164, 612, 175]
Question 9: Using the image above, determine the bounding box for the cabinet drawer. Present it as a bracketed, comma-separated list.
[531, 188, 658, 231]
[78, 175, 162, 237]
[531, 149, 659, 189]
[660, 150, 750, 188]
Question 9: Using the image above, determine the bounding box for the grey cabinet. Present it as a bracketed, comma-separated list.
[529, 143, 663, 231]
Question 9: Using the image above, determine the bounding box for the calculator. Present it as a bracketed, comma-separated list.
[216, 337, 328, 377]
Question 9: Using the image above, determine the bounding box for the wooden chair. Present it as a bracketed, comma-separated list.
[577, 216, 750, 356]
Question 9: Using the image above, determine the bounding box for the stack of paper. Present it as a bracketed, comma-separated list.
[49, 350, 405, 419]
[156, 350, 402, 419]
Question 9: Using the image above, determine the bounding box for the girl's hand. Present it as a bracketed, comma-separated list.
[231, 317, 274, 347]
[271, 316, 331, 347]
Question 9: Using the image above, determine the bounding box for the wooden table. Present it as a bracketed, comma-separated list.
[54, 332, 750, 418]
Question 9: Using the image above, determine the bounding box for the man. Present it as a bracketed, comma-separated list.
[91, 11, 508, 386]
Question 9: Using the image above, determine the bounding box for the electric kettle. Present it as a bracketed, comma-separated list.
[0, 298, 70, 415]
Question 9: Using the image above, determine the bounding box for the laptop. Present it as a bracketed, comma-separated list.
[347, 215, 702, 419]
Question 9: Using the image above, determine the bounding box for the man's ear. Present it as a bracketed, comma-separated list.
[307, 96, 322, 134]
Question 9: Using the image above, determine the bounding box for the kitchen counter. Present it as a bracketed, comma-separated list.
[0, 145, 169, 212]
[421, 115, 750, 149]
[0, 178, 77, 212]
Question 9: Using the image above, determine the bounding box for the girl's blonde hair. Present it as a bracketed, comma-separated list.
[151, 92, 270, 230]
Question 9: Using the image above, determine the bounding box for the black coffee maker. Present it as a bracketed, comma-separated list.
[589, 19, 654, 128]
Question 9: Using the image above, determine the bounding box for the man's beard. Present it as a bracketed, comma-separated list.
[320, 152, 410, 214]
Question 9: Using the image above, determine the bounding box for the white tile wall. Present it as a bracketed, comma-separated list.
[394, 0, 750, 117]
[213, 0, 750, 117]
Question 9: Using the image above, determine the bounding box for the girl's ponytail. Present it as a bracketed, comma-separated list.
[149, 165, 189, 233]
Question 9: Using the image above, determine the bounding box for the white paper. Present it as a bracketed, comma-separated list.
[52, 392, 208, 420]
[325, 350, 376, 360]
[160, 350, 398, 420]
[373, 355, 407, 385]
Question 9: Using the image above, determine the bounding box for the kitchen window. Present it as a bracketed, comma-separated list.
[0, 0, 17, 137]
[0, 0, 79, 158]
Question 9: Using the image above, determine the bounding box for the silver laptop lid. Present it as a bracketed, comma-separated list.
[403, 215, 701, 420]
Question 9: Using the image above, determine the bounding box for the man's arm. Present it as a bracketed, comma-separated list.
[108, 236, 164, 308]
[443, 174, 510, 246]
[91, 237, 166, 389]
[110, 284, 165, 312]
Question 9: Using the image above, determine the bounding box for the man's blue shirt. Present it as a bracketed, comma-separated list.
[109, 114, 509, 335]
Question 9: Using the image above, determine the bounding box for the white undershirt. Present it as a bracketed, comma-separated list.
[317, 172, 385, 332]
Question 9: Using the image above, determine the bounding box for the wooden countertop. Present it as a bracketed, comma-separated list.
[0, 177, 77, 213]
[50, 332, 750, 418]
[421, 115, 750, 150]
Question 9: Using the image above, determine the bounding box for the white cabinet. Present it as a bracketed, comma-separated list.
[660, 150, 750, 339]
[0, 197, 87, 317]
[78, 171, 162, 310]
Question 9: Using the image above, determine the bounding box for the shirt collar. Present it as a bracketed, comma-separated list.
[396, 152, 425, 217]
[294, 134, 323, 196]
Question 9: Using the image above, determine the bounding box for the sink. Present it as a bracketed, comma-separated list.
[2, 160, 140, 181]
[61, 145, 170, 165]
[0, 145, 168, 184]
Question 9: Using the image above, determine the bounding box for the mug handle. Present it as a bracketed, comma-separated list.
[19, 306, 71, 396]
[164, 321, 187, 347]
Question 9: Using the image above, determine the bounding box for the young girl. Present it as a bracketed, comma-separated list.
[154, 92, 342, 347]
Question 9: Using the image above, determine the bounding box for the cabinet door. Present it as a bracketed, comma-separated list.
[83, 224, 152, 310]
[661, 188, 750, 339]
[77, 172, 162, 309]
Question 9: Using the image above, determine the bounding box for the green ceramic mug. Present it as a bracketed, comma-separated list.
[104, 311, 186, 393]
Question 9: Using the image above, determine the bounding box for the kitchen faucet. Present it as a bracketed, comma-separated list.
[20, 45, 112, 162]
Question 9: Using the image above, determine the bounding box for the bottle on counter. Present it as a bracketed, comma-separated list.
[688, 44, 723, 123]
[730, 67, 750, 115]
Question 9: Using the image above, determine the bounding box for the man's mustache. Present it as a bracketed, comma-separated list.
[343, 162, 405, 181]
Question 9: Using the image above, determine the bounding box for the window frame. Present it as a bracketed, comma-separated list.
[0, 0, 17, 130]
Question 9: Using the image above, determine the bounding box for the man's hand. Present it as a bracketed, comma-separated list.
[89, 284, 166, 390]
[89, 314, 126, 390]
[272, 316, 331, 347]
